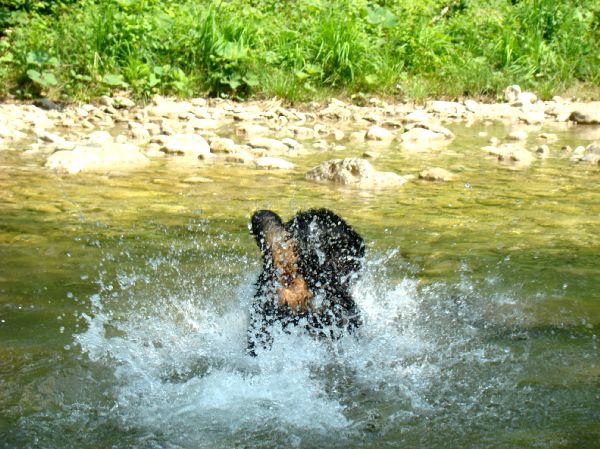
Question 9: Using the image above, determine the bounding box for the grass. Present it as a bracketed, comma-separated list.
[0, 0, 598, 102]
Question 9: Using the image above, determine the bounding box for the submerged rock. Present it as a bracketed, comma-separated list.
[255, 156, 294, 170]
[419, 167, 455, 182]
[484, 144, 534, 167]
[535, 144, 551, 158]
[45, 143, 150, 174]
[305, 158, 407, 188]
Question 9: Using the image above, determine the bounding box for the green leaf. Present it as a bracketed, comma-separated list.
[243, 72, 259, 87]
[365, 74, 378, 85]
[147, 73, 160, 88]
[27, 69, 58, 87]
[26, 51, 49, 67]
[218, 42, 248, 62]
[102, 73, 128, 87]
[0, 52, 14, 63]
[366, 6, 398, 28]
[26, 69, 42, 83]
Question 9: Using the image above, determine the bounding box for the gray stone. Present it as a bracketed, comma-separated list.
[305, 158, 407, 188]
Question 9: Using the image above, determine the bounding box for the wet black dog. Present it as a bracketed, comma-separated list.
[247, 208, 365, 355]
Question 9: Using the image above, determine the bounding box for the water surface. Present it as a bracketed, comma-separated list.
[1, 121, 599, 448]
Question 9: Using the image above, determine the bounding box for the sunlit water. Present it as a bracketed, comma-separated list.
[1, 120, 599, 448]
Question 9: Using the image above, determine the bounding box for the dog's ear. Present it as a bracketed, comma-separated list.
[250, 210, 285, 254]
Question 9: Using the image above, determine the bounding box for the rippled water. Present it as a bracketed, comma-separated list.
[1, 121, 599, 448]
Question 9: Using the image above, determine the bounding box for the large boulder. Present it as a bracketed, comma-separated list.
[305, 158, 407, 188]
[45, 143, 150, 174]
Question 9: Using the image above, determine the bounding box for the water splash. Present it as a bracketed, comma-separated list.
[69, 237, 550, 448]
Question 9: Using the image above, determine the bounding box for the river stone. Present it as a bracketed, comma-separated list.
[404, 110, 432, 124]
[225, 150, 255, 164]
[208, 137, 236, 154]
[426, 101, 466, 117]
[288, 126, 317, 140]
[504, 85, 521, 103]
[507, 130, 528, 141]
[248, 137, 288, 153]
[45, 143, 150, 174]
[34, 128, 68, 146]
[400, 127, 450, 148]
[535, 145, 551, 158]
[161, 133, 210, 158]
[255, 156, 294, 170]
[489, 145, 534, 167]
[114, 97, 136, 109]
[128, 122, 150, 142]
[305, 158, 407, 188]
[188, 118, 220, 130]
[569, 105, 600, 124]
[86, 131, 113, 144]
[419, 167, 455, 182]
[579, 141, 600, 164]
[349, 131, 366, 143]
[148, 99, 193, 118]
[366, 125, 394, 142]
[513, 91, 538, 107]
[281, 137, 303, 150]
[235, 123, 270, 138]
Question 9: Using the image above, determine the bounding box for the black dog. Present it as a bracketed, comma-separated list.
[247, 208, 365, 355]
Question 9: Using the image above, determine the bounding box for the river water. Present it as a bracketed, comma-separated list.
[1, 121, 599, 448]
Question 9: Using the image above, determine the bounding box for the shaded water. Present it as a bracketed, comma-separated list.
[1, 121, 599, 448]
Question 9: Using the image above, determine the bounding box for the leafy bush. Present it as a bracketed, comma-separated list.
[0, 0, 598, 101]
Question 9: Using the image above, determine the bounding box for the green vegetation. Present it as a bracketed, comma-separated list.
[0, 0, 598, 101]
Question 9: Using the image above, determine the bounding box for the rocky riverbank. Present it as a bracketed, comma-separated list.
[1, 85, 599, 188]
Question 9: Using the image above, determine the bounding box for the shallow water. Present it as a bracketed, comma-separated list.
[1, 121, 599, 448]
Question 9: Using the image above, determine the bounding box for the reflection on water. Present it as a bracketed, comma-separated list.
[0, 122, 599, 448]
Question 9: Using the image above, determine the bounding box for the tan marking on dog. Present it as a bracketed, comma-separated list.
[264, 228, 313, 313]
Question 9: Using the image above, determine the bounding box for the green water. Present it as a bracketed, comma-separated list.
[0, 121, 599, 448]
